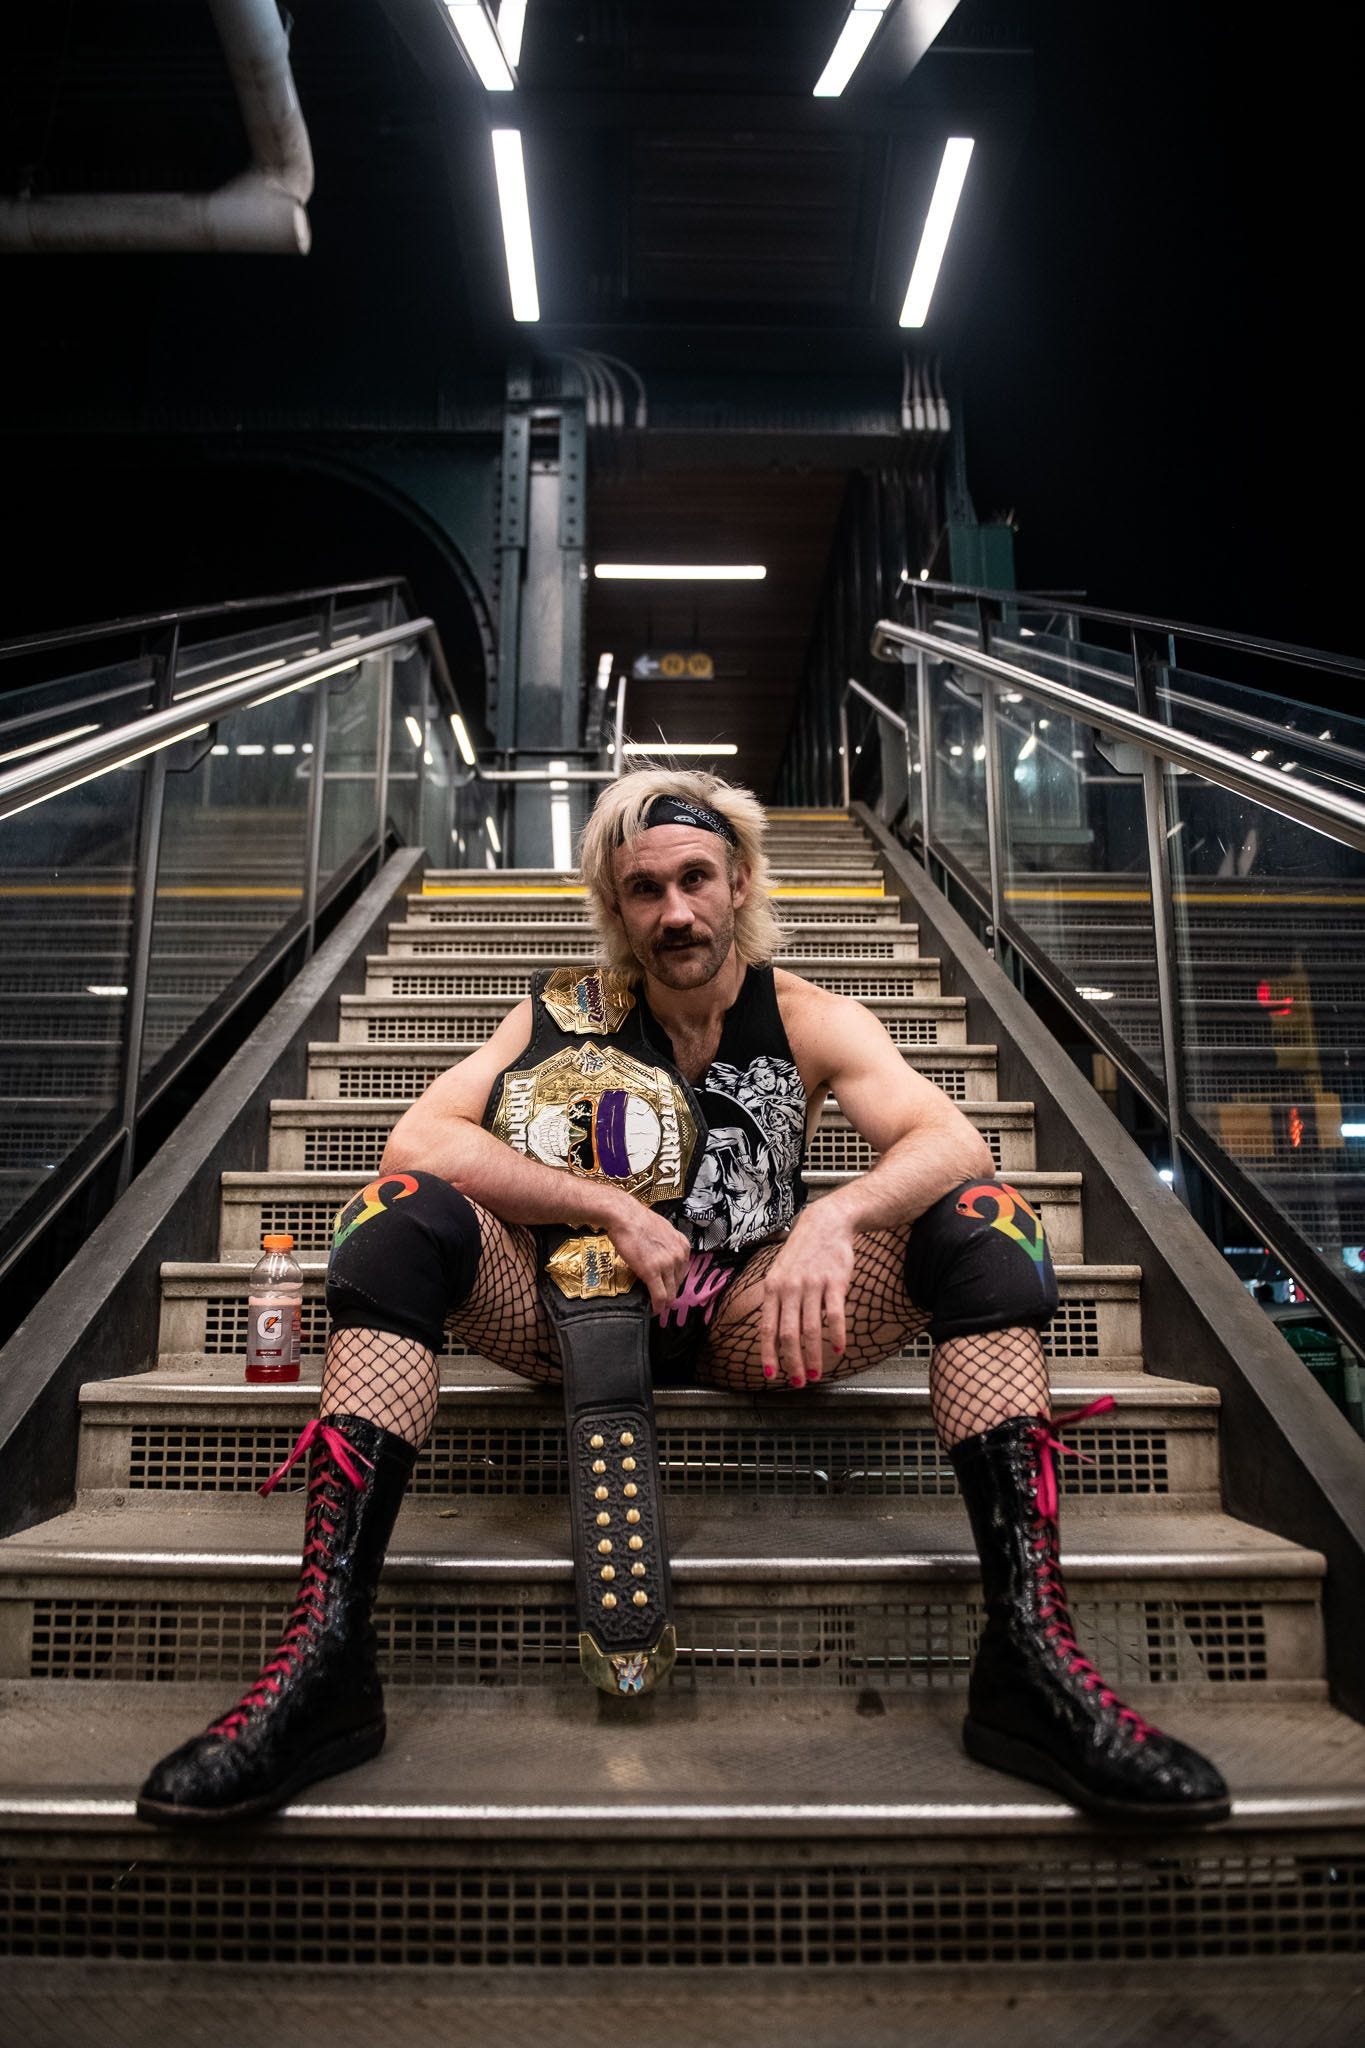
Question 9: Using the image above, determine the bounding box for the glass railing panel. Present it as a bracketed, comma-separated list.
[387, 648, 427, 849]
[994, 693, 1164, 1091]
[1166, 772, 1365, 1309]
[0, 769, 140, 1245]
[926, 659, 989, 891]
[138, 684, 314, 1079]
[994, 617, 1140, 718]
[1156, 662, 1365, 809]
[319, 657, 382, 889]
[0, 654, 156, 755]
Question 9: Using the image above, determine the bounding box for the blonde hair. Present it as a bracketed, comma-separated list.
[578, 764, 783, 981]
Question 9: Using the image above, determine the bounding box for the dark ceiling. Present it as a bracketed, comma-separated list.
[3, 1, 1035, 789]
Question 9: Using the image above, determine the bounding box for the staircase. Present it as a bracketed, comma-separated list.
[2, 810, 1363, 2024]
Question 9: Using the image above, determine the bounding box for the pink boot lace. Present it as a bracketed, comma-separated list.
[1026, 1396, 1155, 1743]
[209, 1421, 373, 1741]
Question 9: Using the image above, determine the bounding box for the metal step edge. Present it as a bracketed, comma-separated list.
[0, 1690, 1354, 1844]
[261, 1098, 1039, 1126]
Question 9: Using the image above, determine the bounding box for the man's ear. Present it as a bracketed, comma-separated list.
[731, 859, 752, 909]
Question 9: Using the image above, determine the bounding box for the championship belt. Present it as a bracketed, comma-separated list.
[483, 966, 705, 1698]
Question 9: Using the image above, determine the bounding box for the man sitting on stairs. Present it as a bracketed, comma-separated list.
[138, 768, 1229, 1831]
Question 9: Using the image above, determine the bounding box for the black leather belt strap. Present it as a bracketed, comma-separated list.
[483, 967, 705, 1698]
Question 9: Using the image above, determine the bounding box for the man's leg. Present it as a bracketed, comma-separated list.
[138, 1169, 522, 1827]
[701, 1179, 1229, 1825]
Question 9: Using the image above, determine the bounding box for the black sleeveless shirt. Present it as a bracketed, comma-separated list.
[643, 965, 808, 1352]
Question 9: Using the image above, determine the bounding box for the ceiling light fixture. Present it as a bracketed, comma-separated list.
[621, 741, 739, 757]
[812, 1, 892, 98]
[549, 756, 573, 870]
[496, 0, 526, 65]
[450, 713, 477, 766]
[593, 564, 766, 581]
[445, 2, 515, 89]
[404, 716, 424, 748]
[595, 652, 615, 689]
[899, 137, 975, 328]
[490, 129, 540, 321]
[485, 812, 502, 854]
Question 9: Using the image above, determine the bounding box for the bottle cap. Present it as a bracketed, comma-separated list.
[262, 1233, 295, 1251]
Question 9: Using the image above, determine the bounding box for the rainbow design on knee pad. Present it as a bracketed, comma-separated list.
[332, 1172, 420, 1250]
[956, 1182, 1048, 1266]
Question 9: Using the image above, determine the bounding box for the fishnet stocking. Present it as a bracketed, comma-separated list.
[443, 1203, 562, 1385]
[320, 1327, 438, 1450]
[699, 1229, 931, 1393]
[931, 1326, 1050, 1448]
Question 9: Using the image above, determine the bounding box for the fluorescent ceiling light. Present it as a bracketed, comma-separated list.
[593, 564, 766, 581]
[485, 812, 502, 854]
[497, 0, 526, 65]
[236, 744, 266, 756]
[1341, 1122, 1365, 1139]
[1076, 986, 1116, 1003]
[271, 743, 296, 756]
[404, 716, 424, 748]
[1017, 732, 1038, 761]
[0, 722, 100, 765]
[622, 741, 739, 757]
[87, 985, 128, 997]
[595, 651, 614, 689]
[491, 129, 540, 321]
[812, 1, 891, 97]
[211, 745, 229, 756]
[1251, 748, 1270, 762]
[446, 2, 515, 89]
[899, 137, 975, 328]
[450, 713, 477, 766]
[1158, 1167, 1176, 1184]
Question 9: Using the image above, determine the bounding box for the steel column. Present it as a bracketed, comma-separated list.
[1133, 628, 1191, 1202]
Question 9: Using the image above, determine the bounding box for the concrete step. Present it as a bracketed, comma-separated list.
[263, 1098, 1040, 1180]
[385, 921, 923, 962]
[408, 890, 905, 924]
[416, 883, 896, 910]
[305, 1039, 1002, 1103]
[164, 1255, 1142, 1370]
[360, 955, 944, 1001]
[0, 1497, 1325, 1696]
[338, 993, 970, 1048]
[79, 1366, 1217, 1505]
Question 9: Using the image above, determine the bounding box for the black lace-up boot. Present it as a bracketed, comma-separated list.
[949, 1399, 1231, 1826]
[137, 1414, 417, 1828]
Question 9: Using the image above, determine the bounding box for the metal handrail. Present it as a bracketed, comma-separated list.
[0, 619, 431, 824]
[872, 619, 1365, 855]
[904, 574, 1365, 682]
[0, 576, 406, 665]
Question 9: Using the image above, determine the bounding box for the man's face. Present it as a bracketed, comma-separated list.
[608, 824, 750, 989]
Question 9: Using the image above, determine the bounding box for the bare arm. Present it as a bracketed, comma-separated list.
[381, 998, 692, 1311]
[760, 985, 993, 1385]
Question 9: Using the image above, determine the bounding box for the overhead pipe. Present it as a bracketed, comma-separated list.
[0, 0, 313, 254]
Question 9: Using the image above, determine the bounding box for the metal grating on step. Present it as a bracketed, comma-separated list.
[882, 1017, 946, 1047]
[196, 1290, 1105, 1360]
[420, 902, 590, 923]
[388, 972, 537, 998]
[303, 1129, 391, 1174]
[364, 1015, 493, 1044]
[805, 1126, 1004, 1174]
[0, 1059, 119, 1095]
[126, 1422, 1171, 1500]
[6, 1851, 1356, 1968]
[27, 1594, 1268, 1688]
[334, 1064, 446, 1098]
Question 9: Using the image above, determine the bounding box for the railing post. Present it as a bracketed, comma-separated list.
[838, 695, 851, 810]
[910, 586, 933, 863]
[115, 622, 177, 1194]
[979, 674, 1007, 956]
[1133, 627, 1190, 1202]
[301, 597, 336, 960]
[374, 613, 394, 858]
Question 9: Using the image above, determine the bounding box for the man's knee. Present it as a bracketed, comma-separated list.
[325, 1169, 481, 1353]
[904, 1179, 1058, 1343]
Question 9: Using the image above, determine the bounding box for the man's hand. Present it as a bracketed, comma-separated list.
[602, 1192, 693, 1316]
[758, 1208, 855, 1388]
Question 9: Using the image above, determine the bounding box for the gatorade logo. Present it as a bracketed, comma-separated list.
[257, 1310, 283, 1343]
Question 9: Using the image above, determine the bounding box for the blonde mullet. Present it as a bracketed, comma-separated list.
[577, 765, 783, 981]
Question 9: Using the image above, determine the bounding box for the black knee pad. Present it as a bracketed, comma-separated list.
[325, 1169, 481, 1355]
[903, 1179, 1059, 1344]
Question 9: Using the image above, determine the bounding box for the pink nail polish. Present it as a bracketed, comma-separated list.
[810, 1370, 822, 1382]
[762, 1365, 776, 1380]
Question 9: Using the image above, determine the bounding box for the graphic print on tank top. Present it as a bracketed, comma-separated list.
[651, 968, 807, 1335]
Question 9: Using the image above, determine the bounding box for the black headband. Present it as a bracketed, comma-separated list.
[640, 794, 739, 846]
